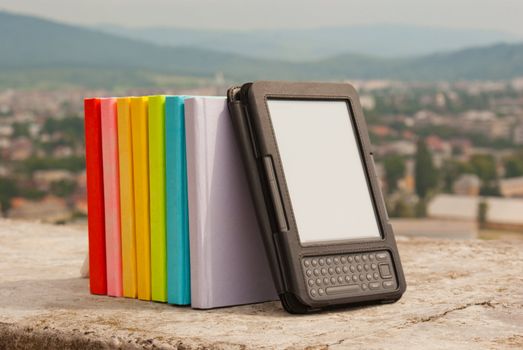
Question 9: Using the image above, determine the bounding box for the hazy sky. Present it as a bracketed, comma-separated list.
[1, 0, 523, 36]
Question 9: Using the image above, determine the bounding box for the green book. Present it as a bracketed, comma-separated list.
[148, 95, 167, 302]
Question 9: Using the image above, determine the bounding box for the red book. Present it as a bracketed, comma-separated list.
[84, 98, 107, 295]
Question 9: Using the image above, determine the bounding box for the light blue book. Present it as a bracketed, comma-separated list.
[165, 96, 190, 305]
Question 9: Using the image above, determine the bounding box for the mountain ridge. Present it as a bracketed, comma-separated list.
[1, 10, 523, 88]
[98, 23, 521, 60]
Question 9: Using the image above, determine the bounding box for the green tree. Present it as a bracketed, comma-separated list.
[391, 199, 414, 218]
[0, 177, 18, 215]
[12, 122, 30, 138]
[477, 200, 488, 229]
[50, 179, 77, 198]
[470, 154, 497, 183]
[383, 155, 406, 193]
[415, 138, 438, 198]
[504, 154, 523, 178]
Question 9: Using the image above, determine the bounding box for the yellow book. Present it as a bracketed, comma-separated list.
[130, 96, 151, 300]
[116, 98, 137, 298]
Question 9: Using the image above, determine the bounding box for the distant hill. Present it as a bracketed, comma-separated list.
[1, 11, 523, 88]
[99, 24, 521, 61]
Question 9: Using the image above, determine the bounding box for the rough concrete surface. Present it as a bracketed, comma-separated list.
[0, 219, 522, 349]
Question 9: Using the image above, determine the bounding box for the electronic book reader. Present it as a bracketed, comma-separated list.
[227, 81, 406, 313]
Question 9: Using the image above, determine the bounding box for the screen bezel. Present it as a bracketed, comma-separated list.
[265, 97, 384, 246]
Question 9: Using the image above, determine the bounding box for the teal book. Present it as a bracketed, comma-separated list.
[165, 96, 191, 305]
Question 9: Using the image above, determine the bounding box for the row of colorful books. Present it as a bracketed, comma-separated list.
[84, 96, 276, 309]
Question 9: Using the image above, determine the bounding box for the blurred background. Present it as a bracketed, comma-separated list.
[0, 0, 522, 240]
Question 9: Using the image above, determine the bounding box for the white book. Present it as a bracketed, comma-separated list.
[185, 96, 277, 309]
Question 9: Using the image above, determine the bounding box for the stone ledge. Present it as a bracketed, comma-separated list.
[0, 219, 522, 349]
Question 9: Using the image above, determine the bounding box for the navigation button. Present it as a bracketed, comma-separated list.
[379, 264, 392, 279]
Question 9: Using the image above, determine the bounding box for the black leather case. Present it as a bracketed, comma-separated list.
[227, 81, 406, 313]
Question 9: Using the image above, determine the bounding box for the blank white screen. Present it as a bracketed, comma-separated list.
[267, 99, 381, 244]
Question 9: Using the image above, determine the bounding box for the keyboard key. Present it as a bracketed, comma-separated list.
[369, 282, 380, 290]
[383, 280, 395, 289]
[326, 284, 360, 295]
[376, 252, 388, 261]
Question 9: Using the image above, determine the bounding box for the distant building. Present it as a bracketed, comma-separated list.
[8, 196, 71, 223]
[486, 197, 523, 230]
[425, 135, 452, 166]
[513, 123, 523, 145]
[428, 194, 479, 221]
[459, 110, 511, 139]
[499, 176, 523, 198]
[52, 145, 74, 158]
[377, 140, 416, 157]
[9, 137, 32, 161]
[391, 218, 477, 240]
[453, 174, 481, 196]
[428, 194, 523, 230]
[33, 170, 74, 191]
[370, 125, 395, 138]
[359, 94, 375, 110]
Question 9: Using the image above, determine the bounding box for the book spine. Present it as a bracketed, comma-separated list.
[165, 96, 176, 304]
[166, 96, 191, 305]
[84, 98, 107, 295]
[116, 97, 137, 298]
[101, 98, 123, 297]
[131, 96, 151, 301]
[148, 95, 167, 302]
[175, 96, 191, 305]
[185, 98, 211, 308]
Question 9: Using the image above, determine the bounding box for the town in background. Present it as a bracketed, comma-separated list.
[1, 78, 522, 240]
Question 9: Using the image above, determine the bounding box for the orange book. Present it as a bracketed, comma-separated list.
[117, 97, 137, 298]
[130, 96, 151, 300]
